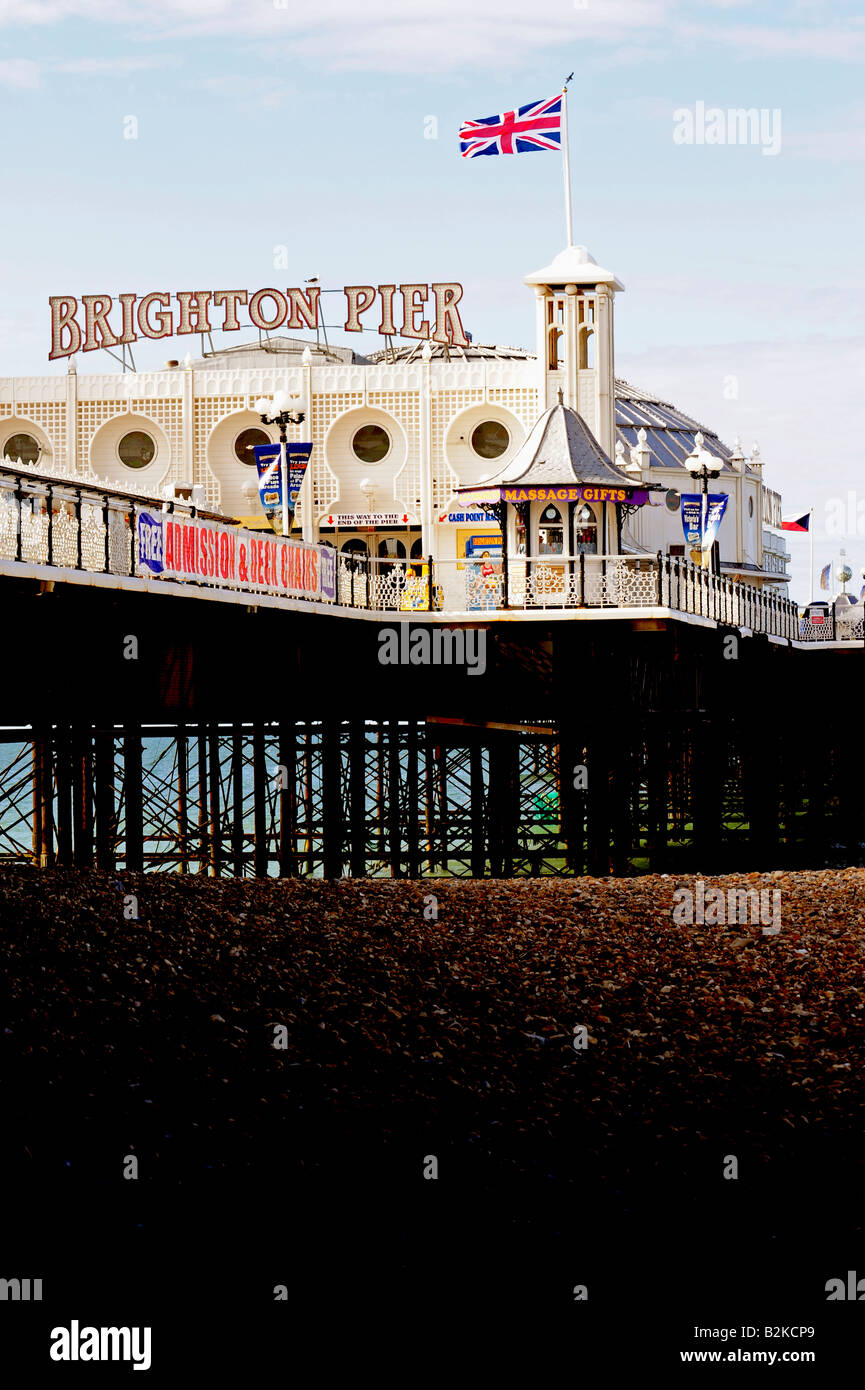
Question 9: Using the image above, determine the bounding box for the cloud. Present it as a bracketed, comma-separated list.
[0, 58, 40, 88]
[0, 52, 179, 88]
[784, 105, 865, 161]
[679, 20, 865, 62]
[0, 0, 672, 72]
[1, 1, 863, 76]
[53, 54, 180, 74]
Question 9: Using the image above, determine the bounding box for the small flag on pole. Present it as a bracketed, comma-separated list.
[781, 512, 811, 532]
[819, 563, 831, 590]
[458, 96, 563, 158]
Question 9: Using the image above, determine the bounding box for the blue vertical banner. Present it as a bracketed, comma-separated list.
[254, 442, 282, 510]
[681, 493, 728, 557]
[253, 442, 314, 512]
[285, 444, 313, 509]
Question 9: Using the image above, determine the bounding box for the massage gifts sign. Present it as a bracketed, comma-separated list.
[48, 284, 469, 359]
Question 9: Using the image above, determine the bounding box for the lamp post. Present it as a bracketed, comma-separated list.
[685, 432, 721, 571]
[253, 390, 305, 537]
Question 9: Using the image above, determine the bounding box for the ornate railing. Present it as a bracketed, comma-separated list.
[0, 465, 859, 644]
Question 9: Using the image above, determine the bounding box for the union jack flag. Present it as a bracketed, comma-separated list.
[459, 95, 563, 158]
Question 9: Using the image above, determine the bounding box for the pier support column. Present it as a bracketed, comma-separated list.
[469, 740, 485, 878]
[54, 723, 74, 868]
[31, 731, 49, 868]
[208, 724, 222, 877]
[124, 725, 144, 873]
[321, 718, 343, 880]
[177, 723, 189, 875]
[72, 725, 94, 868]
[387, 718, 402, 878]
[252, 721, 268, 878]
[349, 717, 366, 878]
[197, 725, 209, 875]
[278, 719, 296, 879]
[94, 727, 115, 872]
[405, 719, 420, 879]
[693, 714, 724, 873]
[488, 733, 518, 878]
[646, 719, 668, 875]
[231, 724, 245, 878]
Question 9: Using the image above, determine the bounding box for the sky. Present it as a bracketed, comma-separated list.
[1, 0, 863, 602]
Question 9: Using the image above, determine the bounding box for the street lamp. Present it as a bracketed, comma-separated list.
[254, 391, 305, 537]
[685, 431, 722, 571]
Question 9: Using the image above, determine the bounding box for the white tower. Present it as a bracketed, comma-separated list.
[524, 246, 623, 457]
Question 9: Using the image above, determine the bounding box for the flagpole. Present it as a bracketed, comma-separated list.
[561, 73, 575, 247]
[809, 507, 814, 601]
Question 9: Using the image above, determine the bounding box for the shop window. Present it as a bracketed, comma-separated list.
[574, 503, 598, 555]
[515, 509, 527, 555]
[538, 504, 563, 556]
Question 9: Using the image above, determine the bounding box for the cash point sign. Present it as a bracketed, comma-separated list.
[135, 509, 336, 603]
[48, 284, 469, 360]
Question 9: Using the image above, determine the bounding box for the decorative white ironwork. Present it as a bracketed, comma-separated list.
[0, 466, 854, 648]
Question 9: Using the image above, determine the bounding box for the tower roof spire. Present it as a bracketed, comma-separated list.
[525, 245, 623, 291]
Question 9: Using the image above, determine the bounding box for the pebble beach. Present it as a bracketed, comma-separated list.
[2, 865, 864, 1207]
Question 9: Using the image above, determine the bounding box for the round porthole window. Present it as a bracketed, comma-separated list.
[352, 424, 390, 463]
[471, 420, 509, 459]
[234, 426, 271, 466]
[117, 430, 156, 470]
[665, 489, 681, 513]
[3, 432, 40, 466]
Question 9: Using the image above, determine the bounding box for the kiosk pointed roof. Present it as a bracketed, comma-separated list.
[476, 395, 634, 490]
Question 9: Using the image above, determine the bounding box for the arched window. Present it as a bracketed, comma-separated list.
[538, 504, 563, 556]
[574, 503, 598, 555]
[547, 326, 564, 371]
[378, 537, 406, 560]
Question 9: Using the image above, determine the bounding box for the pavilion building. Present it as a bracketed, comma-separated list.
[0, 243, 790, 590]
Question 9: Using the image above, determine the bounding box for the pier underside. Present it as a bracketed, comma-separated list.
[0, 578, 860, 876]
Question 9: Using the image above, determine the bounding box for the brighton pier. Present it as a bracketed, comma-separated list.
[1, 241, 861, 879]
[47, 282, 470, 360]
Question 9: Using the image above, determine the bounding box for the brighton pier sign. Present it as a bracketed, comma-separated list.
[48, 283, 469, 360]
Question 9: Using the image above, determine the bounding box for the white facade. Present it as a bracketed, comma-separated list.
[0, 245, 789, 586]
